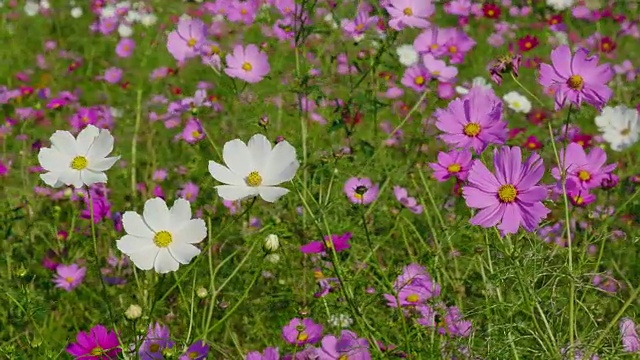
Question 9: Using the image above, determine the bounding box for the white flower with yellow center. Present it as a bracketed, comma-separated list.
[38, 125, 120, 188]
[116, 198, 207, 274]
[595, 105, 640, 152]
[208, 134, 299, 203]
[502, 91, 532, 114]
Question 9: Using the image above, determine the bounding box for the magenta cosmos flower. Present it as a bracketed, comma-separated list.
[538, 45, 614, 110]
[66, 324, 121, 359]
[317, 330, 371, 360]
[282, 318, 323, 346]
[224, 44, 270, 83]
[551, 142, 616, 191]
[385, 0, 435, 30]
[166, 18, 207, 62]
[435, 87, 507, 153]
[429, 149, 473, 182]
[343, 177, 379, 205]
[300, 232, 352, 254]
[462, 146, 550, 235]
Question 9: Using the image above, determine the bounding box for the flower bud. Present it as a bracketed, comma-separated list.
[196, 287, 208, 298]
[263, 234, 280, 253]
[125, 304, 142, 320]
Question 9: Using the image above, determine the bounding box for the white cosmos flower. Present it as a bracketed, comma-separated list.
[546, 0, 575, 11]
[118, 23, 133, 37]
[455, 77, 492, 95]
[116, 198, 207, 274]
[208, 134, 299, 203]
[140, 13, 157, 27]
[70, 7, 83, 18]
[502, 91, 532, 114]
[24, 1, 40, 16]
[396, 44, 418, 67]
[38, 125, 120, 188]
[595, 105, 640, 152]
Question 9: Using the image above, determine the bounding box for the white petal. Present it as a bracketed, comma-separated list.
[88, 156, 120, 172]
[173, 219, 207, 244]
[222, 139, 252, 177]
[263, 160, 299, 186]
[247, 134, 272, 173]
[169, 198, 192, 229]
[122, 211, 154, 238]
[168, 242, 201, 264]
[76, 125, 100, 155]
[80, 170, 107, 186]
[154, 249, 180, 273]
[40, 172, 65, 188]
[116, 234, 155, 254]
[215, 185, 258, 201]
[38, 147, 69, 171]
[125, 249, 158, 271]
[87, 130, 115, 160]
[59, 169, 83, 188]
[258, 186, 289, 202]
[143, 198, 171, 232]
[49, 130, 78, 156]
[262, 140, 298, 185]
[208, 160, 244, 186]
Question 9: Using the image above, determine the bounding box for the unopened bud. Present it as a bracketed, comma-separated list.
[265, 253, 280, 263]
[196, 287, 208, 298]
[263, 234, 280, 253]
[125, 304, 142, 320]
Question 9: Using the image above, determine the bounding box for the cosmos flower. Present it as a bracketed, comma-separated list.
[551, 142, 617, 191]
[53, 263, 87, 292]
[246, 347, 279, 360]
[502, 91, 532, 114]
[538, 45, 614, 110]
[393, 186, 423, 214]
[316, 331, 371, 360]
[434, 86, 507, 153]
[38, 125, 120, 188]
[116, 198, 207, 274]
[178, 340, 210, 360]
[66, 324, 121, 359]
[166, 18, 207, 62]
[139, 323, 175, 360]
[385, 0, 435, 30]
[343, 177, 380, 205]
[224, 44, 271, 83]
[208, 134, 299, 203]
[620, 318, 640, 353]
[300, 232, 352, 254]
[429, 149, 473, 182]
[594, 105, 640, 152]
[462, 146, 550, 235]
[282, 318, 323, 346]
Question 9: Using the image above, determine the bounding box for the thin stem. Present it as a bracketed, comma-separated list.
[511, 72, 545, 107]
[88, 190, 115, 327]
[130, 89, 143, 198]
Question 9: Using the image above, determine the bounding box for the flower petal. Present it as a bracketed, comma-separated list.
[49, 130, 78, 156]
[208, 160, 244, 186]
[168, 242, 201, 265]
[247, 134, 272, 174]
[88, 156, 120, 172]
[116, 234, 155, 254]
[215, 185, 258, 201]
[173, 219, 207, 244]
[222, 139, 252, 176]
[262, 140, 299, 185]
[258, 186, 289, 202]
[38, 147, 70, 172]
[169, 198, 192, 228]
[76, 125, 100, 155]
[87, 129, 115, 160]
[122, 211, 155, 238]
[143, 198, 171, 232]
[154, 249, 180, 273]
[80, 170, 107, 186]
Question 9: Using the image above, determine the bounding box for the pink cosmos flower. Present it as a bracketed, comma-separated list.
[343, 177, 379, 205]
[227, 0, 259, 25]
[66, 324, 121, 359]
[115, 38, 135, 58]
[317, 331, 370, 360]
[462, 146, 550, 235]
[178, 181, 200, 202]
[246, 347, 279, 360]
[551, 142, 616, 191]
[400, 65, 430, 92]
[423, 54, 457, 82]
[300, 232, 352, 254]
[340, 7, 378, 40]
[224, 44, 270, 83]
[166, 18, 207, 62]
[429, 149, 473, 182]
[180, 118, 204, 144]
[538, 45, 614, 110]
[53, 263, 87, 291]
[434, 86, 507, 153]
[620, 318, 640, 353]
[385, 0, 435, 30]
[393, 186, 423, 214]
[102, 67, 123, 84]
[282, 318, 323, 346]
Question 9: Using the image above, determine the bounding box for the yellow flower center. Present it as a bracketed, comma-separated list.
[338, 356, 348, 360]
[463, 123, 481, 137]
[153, 231, 173, 248]
[149, 343, 160, 352]
[527, 142, 537, 149]
[297, 332, 308, 342]
[70, 156, 88, 170]
[573, 195, 584, 205]
[513, 101, 521, 108]
[487, 9, 495, 16]
[414, 76, 425, 85]
[245, 171, 262, 187]
[241, 8, 247, 15]
[211, 45, 220, 54]
[242, 62, 253, 71]
[90, 347, 105, 356]
[65, 276, 75, 283]
[497, 184, 517, 203]
[430, 44, 439, 50]
[525, 42, 532, 48]
[621, 128, 631, 136]
[447, 163, 461, 173]
[82, 116, 89, 123]
[355, 23, 364, 31]
[406, 294, 420, 303]
[188, 351, 200, 359]
[191, 130, 202, 138]
[403, 7, 413, 16]
[313, 270, 324, 279]
[567, 75, 584, 90]
[448, 45, 458, 53]
[187, 38, 197, 48]
[578, 170, 591, 181]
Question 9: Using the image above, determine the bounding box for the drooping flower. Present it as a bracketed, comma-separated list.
[139, 323, 175, 360]
[343, 177, 380, 205]
[66, 324, 121, 360]
[393, 186, 423, 214]
[53, 263, 87, 292]
[462, 146, 550, 235]
[116, 198, 207, 274]
[538, 44, 614, 110]
[620, 318, 640, 353]
[434, 86, 507, 153]
[38, 125, 120, 188]
[208, 134, 299, 203]
[282, 318, 323, 346]
[551, 142, 617, 191]
[224, 44, 271, 83]
[429, 149, 473, 182]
